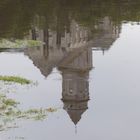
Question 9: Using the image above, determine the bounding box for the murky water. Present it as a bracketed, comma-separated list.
[0, 1, 140, 140]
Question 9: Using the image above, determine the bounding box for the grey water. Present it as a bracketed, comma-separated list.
[0, 1, 140, 140]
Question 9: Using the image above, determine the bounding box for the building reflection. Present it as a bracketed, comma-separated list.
[24, 17, 120, 125]
[58, 47, 92, 125]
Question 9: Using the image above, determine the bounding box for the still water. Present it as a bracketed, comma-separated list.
[0, 1, 140, 140]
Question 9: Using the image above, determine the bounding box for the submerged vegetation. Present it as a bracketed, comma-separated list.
[0, 39, 44, 48]
[0, 76, 31, 85]
[0, 75, 57, 131]
[0, 93, 57, 131]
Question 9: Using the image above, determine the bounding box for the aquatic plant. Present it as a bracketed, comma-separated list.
[0, 76, 31, 85]
[0, 39, 44, 48]
[0, 75, 57, 131]
[0, 93, 57, 131]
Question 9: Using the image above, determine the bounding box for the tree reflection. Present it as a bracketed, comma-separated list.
[0, 0, 140, 38]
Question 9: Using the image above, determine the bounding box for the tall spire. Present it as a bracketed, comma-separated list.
[75, 125, 77, 134]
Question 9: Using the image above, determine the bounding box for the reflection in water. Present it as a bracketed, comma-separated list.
[0, 0, 139, 39]
[25, 17, 120, 76]
[25, 42, 93, 125]
[59, 48, 92, 125]
[1, 0, 140, 139]
[24, 18, 120, 124]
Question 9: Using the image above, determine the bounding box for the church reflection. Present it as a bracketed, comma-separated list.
[59, 47, 92, 125]
[24, 17, 120, 125]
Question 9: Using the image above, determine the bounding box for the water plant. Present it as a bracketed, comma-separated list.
[0, 93, 57, 131]
[0, 76, 31, 85]
[0, 39, 44, 48]
[0, 75, 57, 131]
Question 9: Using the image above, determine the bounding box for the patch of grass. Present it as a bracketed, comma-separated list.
[0, 76, 31, 85]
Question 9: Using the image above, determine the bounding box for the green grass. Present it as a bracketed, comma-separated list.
[0, 76, 31, 84]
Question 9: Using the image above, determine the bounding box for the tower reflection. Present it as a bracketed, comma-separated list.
[58, 47, 92, 125]
[25, 17, 120, 124]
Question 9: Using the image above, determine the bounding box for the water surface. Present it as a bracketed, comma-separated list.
[0, 1, 140, 140]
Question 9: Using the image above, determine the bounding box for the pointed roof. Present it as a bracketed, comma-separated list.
[63, 99, 88, 125]
[67, 109, 86, 125]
